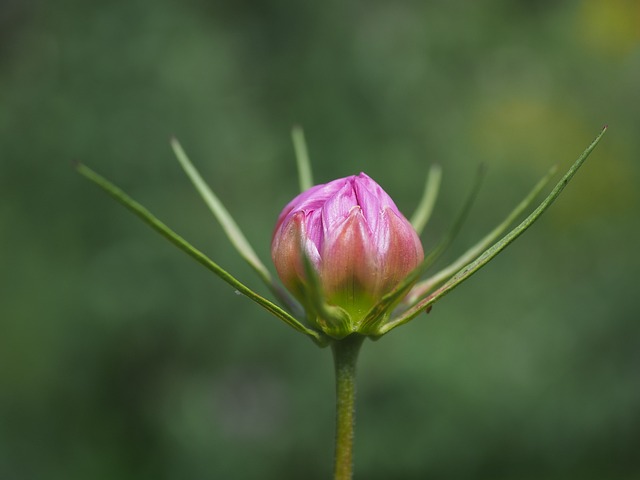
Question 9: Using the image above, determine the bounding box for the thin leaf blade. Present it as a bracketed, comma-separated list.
[291, 125, 314, 192]
[76, 162, 325, 345]
[407, 164, 557, 304]
[171, 138, 269, 279]
[379, 126, 608, 336]
[170, 138, 301, 315]
[410, 164, 442, 236]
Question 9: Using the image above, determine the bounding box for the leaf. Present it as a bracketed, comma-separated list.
[378, 126, 608, 336]
[75, 162, 326, 346]
[410, 164, 442, 236]
[291, 125, 314, 192]
[406, 163, 557, 304]
[171, 138, 300, 316]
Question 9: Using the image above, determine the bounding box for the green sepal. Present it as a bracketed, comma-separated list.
[75, 162, 328, 347]
[377, 126, 608, 336]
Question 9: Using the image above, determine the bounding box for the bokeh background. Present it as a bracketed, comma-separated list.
[1, 0, 639, 478]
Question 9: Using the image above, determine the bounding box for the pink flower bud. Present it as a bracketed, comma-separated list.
[271, 173, 424, 324]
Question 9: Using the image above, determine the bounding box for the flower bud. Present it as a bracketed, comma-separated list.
[271, 173, 424, 330]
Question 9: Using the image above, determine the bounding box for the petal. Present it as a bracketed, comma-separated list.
[377, 207, 424, 291]
[352, 174, 383, 233]
[272, 178, 350, 238]
[304, 209, 324, 252]
[321, 179, 358, 235]
[355, 173, 400, 211]
[320, 206, 379, 300]
[271, 211, 320, 297]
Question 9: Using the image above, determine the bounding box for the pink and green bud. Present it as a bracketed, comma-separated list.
[271, 173, 424, 333]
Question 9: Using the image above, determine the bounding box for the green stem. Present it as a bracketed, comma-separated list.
[332, 334, 365, 480]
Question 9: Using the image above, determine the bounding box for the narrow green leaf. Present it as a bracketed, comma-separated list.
[410, 164, 442, 236]
[291, 125, 314, 192]
[171, 138, 269, 279]
[359, 164, 485, 334]
[171, 138, 300, 316]
[406, 164, 557, 304]
[76, 162, 326, 346]
[378, 126, 607, 336]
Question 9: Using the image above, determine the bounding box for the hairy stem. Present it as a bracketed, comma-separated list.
[332, 334, 365, 480]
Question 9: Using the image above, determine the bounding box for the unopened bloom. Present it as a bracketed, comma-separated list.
[271, 173, 424, 332]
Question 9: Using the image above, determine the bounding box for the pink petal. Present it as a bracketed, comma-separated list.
[271, 211, 320, 297]
[320, 206, 378, 300]
[377, 207, 424, 291]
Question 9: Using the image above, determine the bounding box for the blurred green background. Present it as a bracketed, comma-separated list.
[1, 0, 639, 478]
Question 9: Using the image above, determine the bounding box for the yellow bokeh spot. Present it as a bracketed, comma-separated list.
[578, 0, 640, 57]
[471, 96, 589, 172]
[471, 97, 636, 230]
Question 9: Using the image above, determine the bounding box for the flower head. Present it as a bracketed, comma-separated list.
[271, 173, 424, 333]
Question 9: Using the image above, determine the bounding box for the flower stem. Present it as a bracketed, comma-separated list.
[332, 334, 365, 480]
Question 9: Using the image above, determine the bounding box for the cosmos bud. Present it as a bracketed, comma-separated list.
[271, 173, 424, 332]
